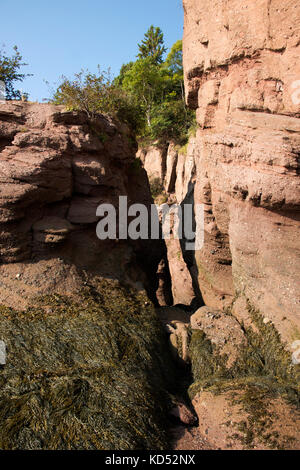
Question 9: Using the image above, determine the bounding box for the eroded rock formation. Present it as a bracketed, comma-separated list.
[143, 2, 300, 348]
[138, 138, 199, 307]
[182, 0, 300, 346]
[0, 102, 167, 309]
[170, 0, 300, 451]
[0, 102, 177, 450]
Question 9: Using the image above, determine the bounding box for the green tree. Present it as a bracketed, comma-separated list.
[137, 26, 167, 64]
[150, 100, 195, 145]
[162, 40, 184, 103]
[0, 46, 30, 100]
[122, 57, 164, 128]
[53, 34, 196, 147]
[119, 38, 196, 145]
[164, 40, 183, 77]
[113, 61, 134, 88]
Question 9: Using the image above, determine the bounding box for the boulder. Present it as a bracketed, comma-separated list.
[169, 402, 197, 426]
[192, 385, 300, 450]
[191, 306, 246, 367]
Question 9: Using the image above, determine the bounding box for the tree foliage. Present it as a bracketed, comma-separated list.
[164, 40, 183, 77]
[0, 46, 30, 100]
[53, 27, 196, 146]
[120, 35, 195, 145]
[122, 58, 164, 128]
[137, 25, 167, 65]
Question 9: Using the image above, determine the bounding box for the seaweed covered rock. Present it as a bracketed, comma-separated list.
[193, 381, 300, 450]
[0, 279, 175, 450]
[188, 304, 300, 450]
[157, 306, 191, 365]
[190, 307, 246, 367]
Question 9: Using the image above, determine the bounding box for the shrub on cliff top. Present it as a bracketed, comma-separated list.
[52, 68, 144, 132]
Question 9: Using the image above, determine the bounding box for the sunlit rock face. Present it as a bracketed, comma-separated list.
[0, 102, 167, 309]
[183, 0, 300, 345]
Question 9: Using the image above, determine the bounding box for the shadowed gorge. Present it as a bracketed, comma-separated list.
[0, 0, 300, 452]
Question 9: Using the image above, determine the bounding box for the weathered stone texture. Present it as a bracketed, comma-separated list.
[183, 0, 300, 345]
[0, 102, 165, 308]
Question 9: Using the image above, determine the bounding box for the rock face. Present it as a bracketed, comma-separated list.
[175, 0, 300, 451]
[0, 103, 177, 450]
[137, 138, 199, 306]
[137, 144, 168, 185]
[182, 0, 300, 345]
[0, 102, 167, 309]
[138, 138, 197, 205]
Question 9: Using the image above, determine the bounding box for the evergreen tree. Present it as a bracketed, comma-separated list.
[137, 26, 167, 64]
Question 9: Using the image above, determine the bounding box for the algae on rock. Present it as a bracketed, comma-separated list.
[188, 301, 300, 449]
[0, 279, 175, 450]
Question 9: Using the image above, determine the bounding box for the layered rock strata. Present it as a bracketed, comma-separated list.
[180, 0, 300, 345]
[0, 102, 167, 308]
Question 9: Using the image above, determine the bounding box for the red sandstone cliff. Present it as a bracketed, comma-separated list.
[0, 102, 166, 308]
[135, 5, 300, 448]
[181, 0, 300, 346]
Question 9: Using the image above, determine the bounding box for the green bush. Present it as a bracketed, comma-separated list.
[0, 46, 31, 100]
[52, 68, 144, 132]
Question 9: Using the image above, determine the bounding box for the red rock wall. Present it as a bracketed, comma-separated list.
[183, 0, 300, 345]
[0, 102, 166, 308]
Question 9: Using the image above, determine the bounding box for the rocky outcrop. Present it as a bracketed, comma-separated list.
[187, 303, 300, 450]
[0, 102, 167, 309]
[0, 103, 179, 450]
[137, 138, 199, 306]
[174, 0, 300, 451]
[138, 138, 197, 205]
[182, 0, 300, 346]
[137, 144, 168, 187]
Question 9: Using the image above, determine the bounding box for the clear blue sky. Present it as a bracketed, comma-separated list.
[1, 0, 183, 101]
